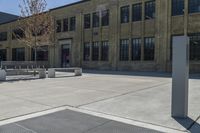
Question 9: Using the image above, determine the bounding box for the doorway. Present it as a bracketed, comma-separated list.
[61, 44, 70, 67]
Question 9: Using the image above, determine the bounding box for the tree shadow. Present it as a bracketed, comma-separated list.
[83, 69, 200, 79]
[173, 116, 200, 133]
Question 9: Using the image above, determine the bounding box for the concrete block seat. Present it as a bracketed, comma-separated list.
[48, 68, 82, 78]
[0, 69, 6, 81]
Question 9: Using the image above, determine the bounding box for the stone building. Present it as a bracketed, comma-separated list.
[0, 0, 200, 72]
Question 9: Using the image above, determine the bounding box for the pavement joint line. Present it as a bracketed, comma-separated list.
[0, 106, 68, 126]
[76, 107, 188, 133]
[77, 82, 171, 108]
[0, 93, 53, 108]
[82, 120, 111, 133]
[0, 105, 187, 133]
[15, 123, 38, 133]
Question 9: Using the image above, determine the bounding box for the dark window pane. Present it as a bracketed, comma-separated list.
[12, 29, 25, 39]
[132, 38, 141, 60]
[132, 3, 142, 21]
[0, 49, 7, 62]
[189, 33, 200, 60]
[84, 14, 91, 29]
[121, 6, 130, 23]
[145, 0, 155, 20]
[189, 0, 200, 13]
[101, 41, 109, 61]
[102, 10, 109, 26]
[92, 42, 99, 61]
[120, 39, 129, 61]
[70, 17, 76, 31]
[84, 42, 90, 61]
[63, 18, 69, 32]
[32, 46, 48, 61]
[93, 12, 100, 27]
[56, 20, 62, 33]
[0, 32, 7, 41]
[144, 37, 155, 60]
[172, 0, 184, 16]
[12, 48, 25, 61]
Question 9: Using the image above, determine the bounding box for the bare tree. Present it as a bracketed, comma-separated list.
[15, 0, 55, 62]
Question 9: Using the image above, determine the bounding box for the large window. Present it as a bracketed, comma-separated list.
[0, 49, 6, 61]
[32, 46, 48, 61]
[84, 14, 91, 29]
[189, 0, 200, 13]
[63, 18, 69, 32]
[70, 17, 76, 31]
[12, 29, 25, 39]
[132, 3, 142, 21]
[93, 12, 100, 28]
[172, 0, 184, 16]
[83, 42, 90, 61]
[132, 38, 141, 61]
[145, 0, 155, 20]
[12, 48, 25, 61]
[189, 33, 200, 60]
[0, 32, 7, 41]
[92, 42, 99, 61]
[101, 41, 109, 61]
[101, 10, 109, 26]
[121, 6, 130, 23]
[144, 37, 155, 60]
[56, 20, 62, 33]
[120, 39, 129, 61]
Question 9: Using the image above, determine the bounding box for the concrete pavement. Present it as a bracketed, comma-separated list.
[0, 109, 162, 133]
[0, 71, 199, 132]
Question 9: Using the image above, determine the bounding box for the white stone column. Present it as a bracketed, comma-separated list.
[172, 36, 189, 118]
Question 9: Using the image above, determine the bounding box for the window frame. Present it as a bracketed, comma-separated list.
[145, 0, 155, 20]
[121, 5, 130, 23]
[83, 42, 90, 61]
[92, 12, 100, 28]
[189, 0, 200, 14]
[132, 3, 142, 22]
[70, 17, 76, 31]
[144, 37, 155, 61]
[63, 18, 69, 32]
[56, 20, 62, 33]
[101, 41, 109, 61]
[92, 42, 100, 61]
[0, 32, 7, 41]
[120, 39, 129, 61]
[172, 0, 184, 16]
[132, 38, 141, 61]
[84, 14, 91, 29]
[101, 10, 109, 26]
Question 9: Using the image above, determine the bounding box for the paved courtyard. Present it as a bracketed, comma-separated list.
[0, 71, 200, 132]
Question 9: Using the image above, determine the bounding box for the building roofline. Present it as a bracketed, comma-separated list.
[50, 0, 91, 11]
[0, 0, 91, 25]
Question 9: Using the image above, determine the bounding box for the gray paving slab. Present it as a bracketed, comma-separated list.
[0, 71, 199, 132]
[0, 109, 162, 133]
[81, 79, 200, 131]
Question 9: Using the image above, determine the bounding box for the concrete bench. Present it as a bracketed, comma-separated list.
[48, 68, 82, 78]
[0, 70, 6, 81]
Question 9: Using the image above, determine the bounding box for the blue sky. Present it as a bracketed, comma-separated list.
[0, 0, 79, 15]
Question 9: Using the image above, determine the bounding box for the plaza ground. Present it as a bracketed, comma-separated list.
[0, 71, 200, 132]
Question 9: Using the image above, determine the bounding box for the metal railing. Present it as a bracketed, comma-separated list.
[0, 61, 49, 70]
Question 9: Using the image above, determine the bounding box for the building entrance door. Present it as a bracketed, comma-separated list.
[61, 44, 70, 67]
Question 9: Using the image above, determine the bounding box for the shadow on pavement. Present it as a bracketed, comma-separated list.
[83, 69, 200, 79]
[174, 117, 200, 133]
